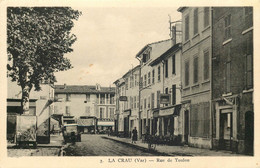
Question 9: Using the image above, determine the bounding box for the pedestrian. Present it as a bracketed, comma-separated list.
[132, 127, 138, 143]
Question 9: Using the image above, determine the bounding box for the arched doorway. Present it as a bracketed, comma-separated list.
[245, 111, 254, 155]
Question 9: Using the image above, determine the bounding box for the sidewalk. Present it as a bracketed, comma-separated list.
[103, 135, 244, 156]
[7, 134, 64, 157]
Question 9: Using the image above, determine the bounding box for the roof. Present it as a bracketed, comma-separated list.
[177, 7, 187, 12]
[122, 65, 140, 78]
[55, 85, 115, 94]
[136, 39, 172, 58]
[149, 43, 182, 66]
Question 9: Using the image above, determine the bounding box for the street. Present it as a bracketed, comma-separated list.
[64, 134, 157, 156]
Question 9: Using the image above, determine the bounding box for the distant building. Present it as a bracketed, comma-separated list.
[178, 7, 212, 148]
[212, 7, 253, 154]
[54, 84, 116, 134]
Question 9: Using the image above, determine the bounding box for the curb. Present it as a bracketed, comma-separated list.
[102, 136, 170, 156]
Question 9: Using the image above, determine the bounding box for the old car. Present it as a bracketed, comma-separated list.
[63, 124, 81, 143]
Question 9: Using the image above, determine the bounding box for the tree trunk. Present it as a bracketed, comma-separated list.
[21, 84, 31, 115]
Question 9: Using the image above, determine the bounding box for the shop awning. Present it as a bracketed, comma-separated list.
[77, 118, 95, 126]
[159, 104, 181, 117]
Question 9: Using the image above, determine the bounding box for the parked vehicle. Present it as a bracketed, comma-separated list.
[63, 124, 81, 143]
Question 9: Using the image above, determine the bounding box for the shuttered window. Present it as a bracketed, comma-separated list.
[194, 8, 198, 35]
[157, 90, 160, 108]
[185, 60, 190, 86]
[172, 85, 176, 105]
[185, 15, 190, 41]
[172, 54, 176, 74]
[224, 14, 231, 40]
[193, 56, 199, 84]
[204, 7, 210, 28]
[204, 50, 210, 80]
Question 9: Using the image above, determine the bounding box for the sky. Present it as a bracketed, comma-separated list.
[55, 7, 181, 87]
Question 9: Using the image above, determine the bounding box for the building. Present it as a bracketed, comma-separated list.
[211, 7, 253, 155]
[178, 7, 212, 148]
[122, 65, 140, 137]
[136, 39, 173, 138]
[54, 84, 116, 134]
[113, 79, 126, 137]
[7, 79, 55, 143]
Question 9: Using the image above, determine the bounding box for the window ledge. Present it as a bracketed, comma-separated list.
[222, 92, 232, 97]
[202, 25, 210, 33]
[243, 88, 253, 93]
[191, 83, 200, 88]
[242, 27, 253, 35]
[222, 38, 232, 46]
[183, 87, 190, 91]
[183, 39, 190, 45]
[202, 80, 210, 85]
[192, 33, 200, 40]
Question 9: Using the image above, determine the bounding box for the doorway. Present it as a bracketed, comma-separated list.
[245, 111, 254, 155]
[184, 110, 189, 144]
[219, 112, 233, 150]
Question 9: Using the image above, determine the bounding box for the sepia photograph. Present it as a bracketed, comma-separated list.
[1, 1, 259, 167]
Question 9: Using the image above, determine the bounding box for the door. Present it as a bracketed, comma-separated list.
[219, 112, 232, 150]
[245, 111, 254, 155]
[184, 110, 189, 144]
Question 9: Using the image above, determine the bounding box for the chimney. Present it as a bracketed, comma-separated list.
[96, 83, 101, 91]
[64, 83, 67, 89]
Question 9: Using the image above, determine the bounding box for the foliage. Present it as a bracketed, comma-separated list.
[7, 7, 81, 91]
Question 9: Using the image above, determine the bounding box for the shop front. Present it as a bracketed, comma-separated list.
[123, 109, 131, 138]
[77, 117, 96, 134]
[97, 119, 114, 134]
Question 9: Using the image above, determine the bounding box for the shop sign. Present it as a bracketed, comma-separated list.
[159, 107, 174, 116]
[160, 94, 171, 104]
[119, 96, 127, 101]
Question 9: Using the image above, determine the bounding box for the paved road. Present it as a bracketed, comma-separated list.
[64, 134, 156, 156]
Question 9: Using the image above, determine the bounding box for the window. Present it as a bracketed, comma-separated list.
[185, 60, 190, 86]
[130, 96, 133, 109]
[225, 46, 231, 93]
[106, 108, 108, 118]
[204, 50, 210, 80]
[137, 96, 139, 109]
[66, 94, 71, 101]
[152, 69, 155, 84]
[109, 108, 114, 118]
[158, 66, 161, 81]
[144, 74, 147, 87]
[151, 93, 155, 109]
[134, 96, 136, 109]
[99, 107, 105, 119]
[110, 95, 115, 104]
[185, 14, 190, 41]
[165, 59, 168, 78]
[144, 98, 147, 110]
[172, 85, 176, 105]
[204, 7, 210, 28]
[244, 7, 253, 29]
[65, 106, 70, 116]
[148, 72, 151, 85]
[165, 88, 168, 106]
[194, 8, 198, 35]
[100, 94, 105, 104]
[86, 94, 90, 102]
[193, 56, 199, 84]
[148, 97, 150, 109]
[224, 14, 231, 40]
[135, 74, 138, 87]
[125, 78, 128, 90]
[157, 90, 160, 108]
[172, 54, 176, 74]
[244, 32, 253, 89]
[85, 106, 90, 116]
[140, 76, 143, 89]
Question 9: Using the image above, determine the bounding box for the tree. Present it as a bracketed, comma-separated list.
[7, 7, 81, 114]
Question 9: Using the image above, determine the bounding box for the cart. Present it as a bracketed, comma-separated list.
[63, 124, 81, 143]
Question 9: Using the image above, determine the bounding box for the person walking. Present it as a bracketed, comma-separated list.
[132, 127, 138, 143]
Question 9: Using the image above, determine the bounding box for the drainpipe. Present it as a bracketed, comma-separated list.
[210, 7, 214, 149]
[136, 57, 142, 140]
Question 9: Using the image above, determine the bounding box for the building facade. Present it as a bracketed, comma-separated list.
[178, 7, 212, 148]
[211, 7, 253, 154]
[54, 84, 116, 134]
